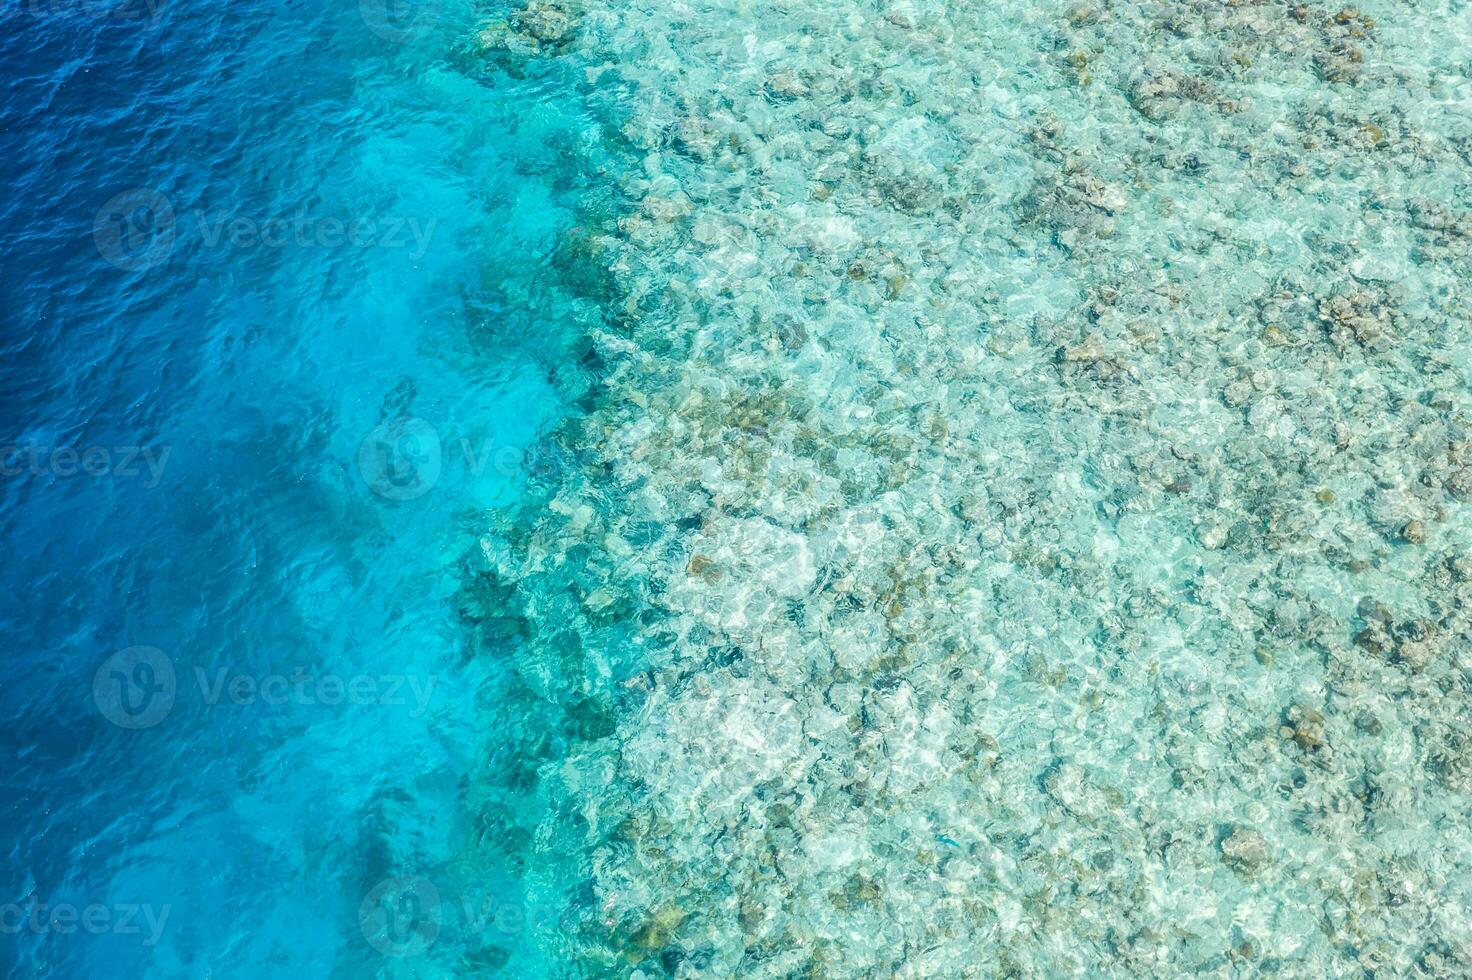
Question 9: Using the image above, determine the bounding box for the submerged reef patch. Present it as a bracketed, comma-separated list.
[473, 0, 1472, 974]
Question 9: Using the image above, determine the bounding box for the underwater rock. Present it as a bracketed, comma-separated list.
[1313, 7, 1375, 83]
[1352, 599, 1443, 672]
[763, 70, 810, 102]
[1284, 703, 1328, 752]
[1127, 70, 1224, 120]
[1221, 827, 1270, 873]
[1318, 288, 1397, 352]
[1042, 759, 1089, 812]
[512, 0, 580, 48]
[1409, 200, 1472, 262]
[1016, 165, 1130, 252]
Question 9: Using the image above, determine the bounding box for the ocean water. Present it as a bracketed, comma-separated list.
[1, 0, 608, 974]
[9, 0, 1472, 977]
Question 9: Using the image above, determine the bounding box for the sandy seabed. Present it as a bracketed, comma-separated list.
[470, 0, 1472, 974]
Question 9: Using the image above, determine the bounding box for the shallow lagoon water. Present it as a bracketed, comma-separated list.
[479, 0, 1472, 975]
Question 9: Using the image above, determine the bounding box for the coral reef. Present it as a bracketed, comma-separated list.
[471, 0, 1472, 974]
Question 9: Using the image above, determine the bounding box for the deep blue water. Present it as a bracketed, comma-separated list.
[0, 1, 598, 974]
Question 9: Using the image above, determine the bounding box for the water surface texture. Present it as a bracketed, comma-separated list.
[478, 0, 1472, 975]
[6, 0, 1472, 976]
[2, 0, 600, 974]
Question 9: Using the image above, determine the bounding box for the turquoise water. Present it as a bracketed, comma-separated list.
[8, 0, 1472, 976]
[479, 0, 1472, 975]
[2, 1, 607, 974]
